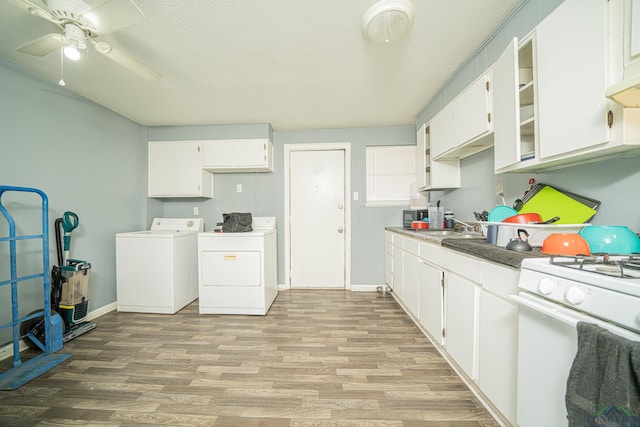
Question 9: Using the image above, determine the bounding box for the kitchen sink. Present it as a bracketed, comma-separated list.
[453, 233, 484, 239]
[413, 229, 483, 238]
[414, 229, 457, 236]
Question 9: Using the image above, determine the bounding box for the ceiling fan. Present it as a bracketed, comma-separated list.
[13, 0, 160, 81]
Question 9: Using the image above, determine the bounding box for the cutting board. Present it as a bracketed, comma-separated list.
[519, 186, 597, 224]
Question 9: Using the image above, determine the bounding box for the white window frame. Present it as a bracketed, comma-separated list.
[365, 145, 416, 207]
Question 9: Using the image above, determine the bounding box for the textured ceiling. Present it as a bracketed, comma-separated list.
[0, 0, 521, 130]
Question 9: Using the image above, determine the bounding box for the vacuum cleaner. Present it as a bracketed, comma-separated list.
[22, 211, 96, 348]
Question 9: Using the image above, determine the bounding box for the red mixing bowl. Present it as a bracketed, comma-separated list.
[503, 213, 543, 224]
[541, 234, 591, 256]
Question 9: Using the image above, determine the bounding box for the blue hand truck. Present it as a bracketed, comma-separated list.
[0, 186, 72, 390]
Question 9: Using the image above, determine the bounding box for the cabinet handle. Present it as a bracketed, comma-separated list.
[607, 110, 613, 128]
[486, 81, 490, 91]
[487, 113, 491, 123]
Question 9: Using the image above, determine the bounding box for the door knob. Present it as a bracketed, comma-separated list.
[338, 204, 344, 209]
[337, 227, 344, 233]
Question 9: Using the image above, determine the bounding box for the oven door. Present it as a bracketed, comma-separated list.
[511, 292, 640, 427]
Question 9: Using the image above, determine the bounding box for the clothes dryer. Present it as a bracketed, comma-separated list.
[198, 217, 277, 315]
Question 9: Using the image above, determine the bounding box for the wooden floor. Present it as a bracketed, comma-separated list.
[0, 290, 500, 426]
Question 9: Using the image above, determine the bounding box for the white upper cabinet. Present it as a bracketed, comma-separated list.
[203, 139, 273, 172]
[438, 70, 494, 160]
[494, 0, 640, 173]
[493, 36, 530, 171]
[607, 0, 640, 106]
[148, 141, 213, 198]
[535, 0, 608, 159]
[428, 71, 494, 162]
[416, 123, 460, 191]
[430, 103, 454, 159]
[415, 124, 428, 189]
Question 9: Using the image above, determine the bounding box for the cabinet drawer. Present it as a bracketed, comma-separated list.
[385, 242, 393, 256]
[419, 241, 444, 266]
[441, 249, 482, 283]
[403, 237, 419, 256]
[481, 261, 520, 298]
[385, 252, 393, 273]
[385, 231, 394, 244]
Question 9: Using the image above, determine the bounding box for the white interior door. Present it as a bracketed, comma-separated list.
[289, 149, 346, 288]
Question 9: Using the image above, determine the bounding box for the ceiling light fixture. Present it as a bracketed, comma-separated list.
[361, 0, 415, 44]
[63, 44, 80, 61]
[62, 23, 86, 61]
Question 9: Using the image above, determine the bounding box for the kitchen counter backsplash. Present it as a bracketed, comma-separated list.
[386, 226, 549, 269]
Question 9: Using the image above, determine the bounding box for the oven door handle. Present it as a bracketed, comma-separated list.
[510, 294, 579, 327]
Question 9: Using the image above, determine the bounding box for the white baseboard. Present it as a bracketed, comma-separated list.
[86, 302, 116, 320]
[349, 284, 384, 292]
[277, 284, 385, 292]
[0, 302, 117, 361]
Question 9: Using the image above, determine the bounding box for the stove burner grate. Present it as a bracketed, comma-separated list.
[550, 254, 640, 278]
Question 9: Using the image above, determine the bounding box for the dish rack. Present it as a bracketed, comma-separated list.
[480, 222, 591, 247]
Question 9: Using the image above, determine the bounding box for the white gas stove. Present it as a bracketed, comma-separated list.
[518, 255, 640, 333]
[515, 255, 640, 427]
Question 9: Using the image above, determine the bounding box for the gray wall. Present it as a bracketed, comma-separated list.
[149, 125, 415, 287]
[0, 57, 147, 344]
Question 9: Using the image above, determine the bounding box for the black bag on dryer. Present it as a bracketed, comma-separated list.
[222, 212, 253, 232]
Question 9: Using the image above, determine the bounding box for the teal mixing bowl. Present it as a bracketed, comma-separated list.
[578, 226, 640, 254]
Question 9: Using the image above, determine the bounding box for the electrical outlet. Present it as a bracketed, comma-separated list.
[237, 184, 243, 193]
[193, 207, 199, 215]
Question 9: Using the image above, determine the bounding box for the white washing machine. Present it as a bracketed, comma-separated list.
[198, 216, 277, 315]
[116, 218, 204, 314]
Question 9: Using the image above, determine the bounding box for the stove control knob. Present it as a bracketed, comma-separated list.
[565, 286, 585, 305]
[538, 278, 555, 295]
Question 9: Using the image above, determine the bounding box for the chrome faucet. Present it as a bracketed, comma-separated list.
[453, 218, 478, 233]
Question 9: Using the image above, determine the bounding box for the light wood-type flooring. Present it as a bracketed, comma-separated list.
[0, 290, 500, 426]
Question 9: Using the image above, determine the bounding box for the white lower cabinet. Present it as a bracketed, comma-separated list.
[478, 290, 518, 424]
[387, 231, 519, 426]
[384, 231, 393, 288]
[477, 262, 520, 425]
[418, 259, 444, 345]
[391, 235, 404, 296]
[444, 273, 479, 380]
[402, 238, 420, 317]
[402, 251, 420, 318]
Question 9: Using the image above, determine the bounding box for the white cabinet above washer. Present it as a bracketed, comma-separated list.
[202, 139, 274, 172]
[148, 141, 213, 198]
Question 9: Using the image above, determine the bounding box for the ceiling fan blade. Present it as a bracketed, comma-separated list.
[9, 0, 62, 25]
[92, 40, 160, 81]
[78, 0, 144, 34]
[17, 33, 63, 56]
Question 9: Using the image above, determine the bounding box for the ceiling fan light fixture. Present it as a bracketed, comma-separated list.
[63, 44, 80, 60]
[362, 0, 415, 44]
[64, 23, 87, 47]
